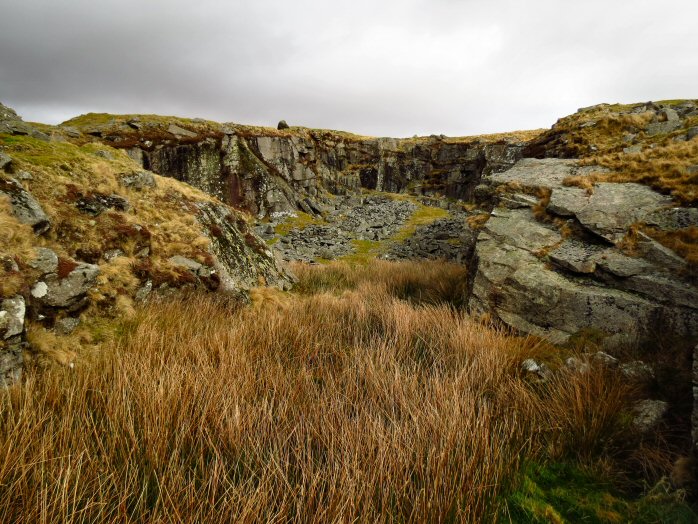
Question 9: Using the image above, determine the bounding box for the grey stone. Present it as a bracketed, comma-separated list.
[277, 120, 290, 130]
[167, 124, 197, 138]
[565, 357, 590, 374]
[196, 201, 292, 290]
[31, 263, 100, 308]
[120, 170, 156, 189]
[0, 177, 51, 234]
[1, 256, 19, 273]
[488, 158, 595, 190]
[548, 183, 673, 243]
[29, 247, 59, 274]
[135, 280, 153, 302]
[103, 249, 124, 262]
[548, 240, 602, 274]
[15, 170, 33, 181]
[621, 361, 654, 381]
[660, 107, 680, 122]
[592, 351, 619, 367]
[645, 207, 698, 230]
[94, 150, 113, 160]
[646, 120, 681, 136]
[75, 193, 130, 215]
[485, 208, 561, 253]
[473, 237, 659, 347]
[500, 193, 539, 209]
[0, 151, 12, 170]
[522, 359, 540, 373]
[687, 127, 698, 140]
[633, 399, 668, 432]
[55, 317, 79, 335]
[635, 231, 687, 271]
[60, 126, 81, 138]
[623, 144, 642, 154]
[0, 296, 25, 339]
[168, 255, 203, 272]
[595, 250, 652, 277]
[0, 341, 22, 388]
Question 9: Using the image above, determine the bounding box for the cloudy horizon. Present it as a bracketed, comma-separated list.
[1, 0, 696, 137]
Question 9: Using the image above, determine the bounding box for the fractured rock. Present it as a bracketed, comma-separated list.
[633, 399, 668, 433]
[547, 183, 674, 243]
[55, 317, 80, 335]
[0, 296, 25, 340]
[0, 177, 51, 234]
[0, 151, 12, 170]
[31, 263, 100, 309]
[29, 247, 59, 274]
[120, 170, 156, 189]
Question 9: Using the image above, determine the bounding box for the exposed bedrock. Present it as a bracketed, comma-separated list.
[469, 158, 698, 351]
[126, 131, 523, 218]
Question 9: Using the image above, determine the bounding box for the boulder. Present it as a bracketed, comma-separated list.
[646, 120, 681, 136]
[31, 263, 100, 309]
[75, 193, 130, 215]
[0, 177, 51, 234]
[0, 151, 12, 170]
[55, 317, 80, 335]
[621, 361, 654, 381]
[120, 170, 156, 189]
[29, 247, 59, 274]
[0, 296, 25, 340]
[277, 120, 290, 130]
[168, 255, 204, 273]
[0, 102, 49, 140]
[167, 124, 197, 138]
[0, 342, 22, 388]
[471, 156, 698, 350]
[196, 201, 292, 290]
[633, 399, 668, 433]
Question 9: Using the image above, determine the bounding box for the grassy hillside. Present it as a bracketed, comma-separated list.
[0, 131, 272, 366]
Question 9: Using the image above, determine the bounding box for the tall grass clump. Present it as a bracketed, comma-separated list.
[0, 261, 660, 522]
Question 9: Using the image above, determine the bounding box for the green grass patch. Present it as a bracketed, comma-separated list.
[505, 462, 697, 523]
[341, 239, 382, 264]
[390, 204, 450, 243]
[273, 211, 325, 236]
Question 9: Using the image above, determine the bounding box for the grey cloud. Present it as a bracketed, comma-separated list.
[0, 0, 696, 136]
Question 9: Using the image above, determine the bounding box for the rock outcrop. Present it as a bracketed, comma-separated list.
[66, 116, 525, 219]
[469, 158, 698, 349]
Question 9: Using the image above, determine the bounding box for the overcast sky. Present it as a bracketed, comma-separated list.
[0, 0, 696, 137]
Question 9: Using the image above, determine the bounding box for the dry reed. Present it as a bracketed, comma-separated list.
[0, 261, 638, 523]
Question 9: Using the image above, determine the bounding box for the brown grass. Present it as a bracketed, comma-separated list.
[580, 140, 698, 205]
[0, 260, 649, 523]
[643, 225, 698, 271]
[466, 213, 491, 231]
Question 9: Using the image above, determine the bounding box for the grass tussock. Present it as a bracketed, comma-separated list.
[578, 139, 698, 205]
[0, 260, 680, 523]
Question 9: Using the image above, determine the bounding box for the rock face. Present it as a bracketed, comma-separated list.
[469, 158, 698, 349]
[93, 123, 524, 218]
[196, 201, 292, 290]
[0, 102, 49, 141]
